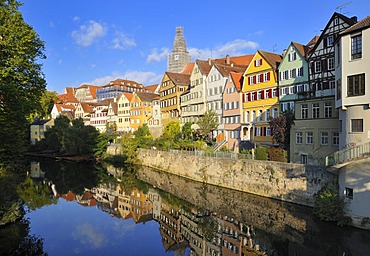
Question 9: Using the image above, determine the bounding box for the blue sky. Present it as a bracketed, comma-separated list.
[20, 0, 369, 93]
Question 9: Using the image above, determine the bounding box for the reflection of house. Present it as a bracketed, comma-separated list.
[76, 191, 97, 207]
[116, 185, 132, 219]
[219, 217, 242, 255]
[30, 161, 45, 179]
[91, 183, 118, 216]
[130, 188, 153, 223]
[30, 118, 55, 144]
[147, 188, 162, 220]
[148, 97, 162, 138]
[179, 210, 204, 256]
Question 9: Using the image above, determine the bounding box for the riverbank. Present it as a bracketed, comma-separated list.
[112, 145, 334, 207]
[26, 152, 96, 162]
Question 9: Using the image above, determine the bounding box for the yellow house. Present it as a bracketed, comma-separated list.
[159, 71, 190, 127]
[241, 50, 282, 145]
[30, 118, 55, 145]
[130, 92, 159, 132]
[117, 93, 133, 133]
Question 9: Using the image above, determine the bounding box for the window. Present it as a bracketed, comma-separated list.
[312, 103, 319, 118]
[320, 132, 329, 145]
[258, 110, 262, 121]
[272, 88, 277, 98]
[273, 108, 278, 118]
[347, 73, 365, 97]
[257, 91, 262, 100]
[264, 72, 269, 81]
[336, 78, 341, 100]
[290, 69, 297, 79]
[351, 34, 362, 59]
[328, 58, 334, 70]
[300, 154, 308, 164]
[301, 104, 308, 119]
[252, 111, 256, 122]
[327, 35, 334, 47]
[315, 61, 321, 73]
[255, 127, 262, 136]
[334, 18, 339, 25]
[245, 111, 250, 122]
[324, 102, 332, 118]
[345, 187, 353, 199]
[333, 132, 339, 145]
[296, 132, 303, 144]
[351, 119, 363, 132]
[255, 59, 262, 67]
[306, 132, 313, 144]
[265, 109, 270, 121]
[297, 67, 304, 77]
[266, 127, 271, 136]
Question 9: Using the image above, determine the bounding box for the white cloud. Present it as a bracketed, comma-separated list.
[112, 32, 136, 50]
[87, 70, 162, 86]
[73, 16, 80, 22]
[146, 47, 170, 63]
[71, 20, 106, 47]
[72, 223, 105, 248]
[189, 39, 258, 60]
[49, 21, 55, 28]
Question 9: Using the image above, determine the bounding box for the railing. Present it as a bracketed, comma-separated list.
[211, 140, 227, 152]
[325, 141, 370, 167]
[169, 149, 253, 160]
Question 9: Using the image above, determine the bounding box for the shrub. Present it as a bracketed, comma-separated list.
[314, 183, 350, 226]
[255, 146, 268, 160]
[267, 147, 287, 162]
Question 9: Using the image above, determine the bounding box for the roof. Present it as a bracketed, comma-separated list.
[291, 41, 309, 58]
[31, 118, 53, 125]
[145, 84, 160, 93]
[103, 78, 143, 88]
[109, 100, 118, 115]
[196, 59, 213, 75]
[308, 12, 357, 57]
[58, 92, 78, 104]
[80, 102, 94, 113]
[258, 50, 282, 70]
[181, 62, 195, 75]
[120, 92, 133, 101]
[135, 92, 160, 102]
[166, 72, 190, 86]
[214, 63, 246, 77]
[55, 103, 75, 112]
[341, 15, 370, 35]
[230, 72, 244, 91]
[214, 54, 254, 66]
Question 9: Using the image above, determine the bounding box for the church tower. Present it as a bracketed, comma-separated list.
[167, 27, 191, 73]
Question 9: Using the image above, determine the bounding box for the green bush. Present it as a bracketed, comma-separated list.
[314, 183, 351, 226]
[255, 146, 268, 160]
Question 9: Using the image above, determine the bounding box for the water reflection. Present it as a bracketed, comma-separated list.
[1, 159, 370, 255]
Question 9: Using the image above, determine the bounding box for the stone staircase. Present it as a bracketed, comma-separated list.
[326, 141, 370, 167]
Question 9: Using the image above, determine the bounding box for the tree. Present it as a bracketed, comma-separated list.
[163, 121, 180, 140]
[35, 90, 58, 119]
[0, 1, 46, 165]
[196, 110, 219, 141]
[268, 109, 294, 149]
[181, 122, 193, 139]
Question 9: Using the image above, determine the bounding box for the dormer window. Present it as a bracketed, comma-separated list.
[255, 59, 262, 67]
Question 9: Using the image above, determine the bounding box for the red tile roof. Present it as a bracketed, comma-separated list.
[258, 50, 282, 70]
[166, 72, 190, 86]
[291, 42, 309, 58]
[145, 84, 160, 93]
[104, 78, 143, 89]
[230, 72, 244, 92]
[214, 63, 246, 77]
[341, 15, 370, 35]
[180, 62, 195, 75]
[121, 92, 133, 101]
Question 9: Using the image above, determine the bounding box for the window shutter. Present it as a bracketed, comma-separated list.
[267, 72, 270, 81]
[248, 76, 251, 85]
[260, 59, 263, 65]
[261, 90, 265, 99]
[247, 93, 251, 101]
[322, 59, 327, 71]
[254, 60, 257, 66]
[310, 62, 315, 74]
[260, 74, 264, 82]
[253, 76, 256, 84]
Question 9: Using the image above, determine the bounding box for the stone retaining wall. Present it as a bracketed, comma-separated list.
[137, 148, 336, 207]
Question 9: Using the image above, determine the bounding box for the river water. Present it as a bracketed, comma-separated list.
[0, 159, 369, 255]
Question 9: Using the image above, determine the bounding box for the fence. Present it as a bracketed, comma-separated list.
[326, 141, 370, 167]
[168, 149, 253, 160]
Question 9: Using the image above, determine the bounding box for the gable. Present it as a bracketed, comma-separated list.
[244, 51, 273, 75]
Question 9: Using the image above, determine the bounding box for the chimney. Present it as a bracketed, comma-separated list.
[351, 16, 357, 23]
[282, 49, 287, 57]
[208, 58, 211, 66]
[226, 54, 230, 65]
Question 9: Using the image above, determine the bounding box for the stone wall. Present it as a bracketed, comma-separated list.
[136, 148, 336, 207]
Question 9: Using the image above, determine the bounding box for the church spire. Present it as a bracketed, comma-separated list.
[167, 27, 191, 73]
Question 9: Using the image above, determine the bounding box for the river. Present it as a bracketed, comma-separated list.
[0, 158, 369, 255]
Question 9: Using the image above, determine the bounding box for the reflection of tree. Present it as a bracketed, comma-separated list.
[119, 167, 149, 194]
[17, 177, 57, 211]
[198, 216, 218, 242]
[39, 159, 101, 195]
[8, 234, 47, 256]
